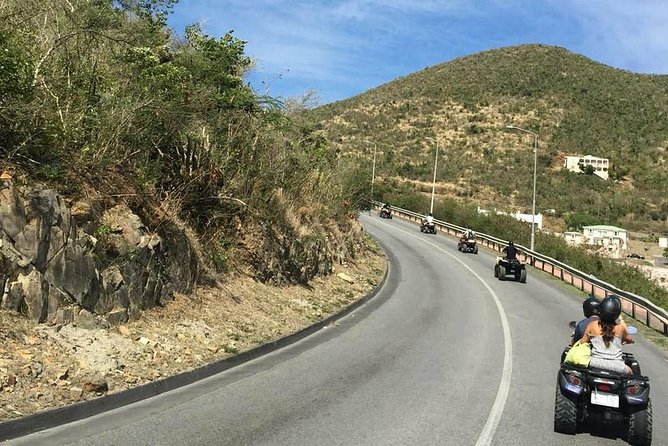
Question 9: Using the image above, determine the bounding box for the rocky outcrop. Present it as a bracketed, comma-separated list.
[0, 185, 198, 325]
[252, 220, 364, 285]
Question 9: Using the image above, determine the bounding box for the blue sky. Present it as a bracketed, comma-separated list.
[168, 0, 668, 105]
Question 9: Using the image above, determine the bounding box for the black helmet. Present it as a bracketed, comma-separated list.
[598, 296, 621, 323]
[583, 296, 600, 318]
[509, 241, 514, 246]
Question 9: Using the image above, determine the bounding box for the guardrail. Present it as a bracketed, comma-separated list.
[372, 201, 668, 336]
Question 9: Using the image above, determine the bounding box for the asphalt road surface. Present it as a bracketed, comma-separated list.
[7, 213, 668, 446]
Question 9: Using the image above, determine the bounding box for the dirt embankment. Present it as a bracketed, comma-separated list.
[0, 240, 385, 421]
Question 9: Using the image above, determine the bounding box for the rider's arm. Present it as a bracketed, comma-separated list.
[618, 320, 634, 344]
[580, 320, 597, 343]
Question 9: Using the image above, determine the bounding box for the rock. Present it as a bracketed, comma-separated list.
[75, 309, 98, 329]
[55, 308, 74, 326]
[57, 368, 69, 380]
[124, 375, 138, 384]
[82, 379, 108, 393]
[206, 345, 219, 353]
[105, 307, 128, 326]
[0, 187, 27, 239]
[2, 281, 25, 312]
[137, 336, 151, 346]
[7, 372, 16, 387]
[32, 362, 43, 379]
[117, 325, 131, 337]
[337, 272, 355, 284]
[18, 269, 48, 322]
[69, 386, 83, 398]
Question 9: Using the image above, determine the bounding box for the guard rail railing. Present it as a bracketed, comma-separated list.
[371, 201, 668, 336]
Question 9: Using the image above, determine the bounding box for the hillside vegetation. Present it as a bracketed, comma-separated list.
[0, 0, 369, 283]
[308, 44, 668, 232]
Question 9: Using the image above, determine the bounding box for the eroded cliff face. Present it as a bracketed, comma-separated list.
[0, 182, 366, 328]
[0, 185, 198, 326]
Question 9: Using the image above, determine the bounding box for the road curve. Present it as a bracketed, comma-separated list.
[6, 213, 668, 446]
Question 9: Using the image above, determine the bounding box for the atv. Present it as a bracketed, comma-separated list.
[555, 329, 651, 445]
[458, 237, 478, 254]
[379, 207, 392, 219]
[493, 257, 527, 282]
[420, 219, 436, 234]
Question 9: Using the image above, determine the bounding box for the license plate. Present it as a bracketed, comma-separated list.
[591, 391, 619, 408]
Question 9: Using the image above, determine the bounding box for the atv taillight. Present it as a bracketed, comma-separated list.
[597, 384, 611, 392]
[626, 380, 644, 395]
[567, 371, 582, 386]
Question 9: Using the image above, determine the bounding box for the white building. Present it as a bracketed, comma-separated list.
[513, 211, 543, 231]
[564, 155, 610, 180]
[660, 237, 668, 249]
[562, 231, 585, 246]
[477, 207, 542, 230]
[582, 225, 628, 257]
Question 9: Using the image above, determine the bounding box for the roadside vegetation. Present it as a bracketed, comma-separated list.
[0, 0, 368, 280]
[307, 44, 668, 233]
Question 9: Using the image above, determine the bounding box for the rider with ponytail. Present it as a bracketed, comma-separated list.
[581, 296, 634, 374]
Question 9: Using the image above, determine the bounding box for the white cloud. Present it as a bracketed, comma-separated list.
[170, 0, 668, 102]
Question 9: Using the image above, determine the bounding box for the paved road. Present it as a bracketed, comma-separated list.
[7, 214, 668, 445]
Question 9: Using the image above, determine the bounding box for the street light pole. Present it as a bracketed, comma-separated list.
[364, 140, 377, 200]
[425, 137, 439, 214]
[506, 125, 538, 251]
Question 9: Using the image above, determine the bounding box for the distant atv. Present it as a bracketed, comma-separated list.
[379, 207, 392, 219]
[458, 237, 478, 254]
[494, 257, 527, 283]
[420, 219, 436, 234]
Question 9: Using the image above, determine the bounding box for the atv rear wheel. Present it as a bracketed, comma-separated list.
[628, 400, 652, 446]
[493, 265, 498, 277]
[554, 385, 577, 435]
[498, 265, 506, 280]
[473, 246, 478, 254]
[520, 269, 527, 283]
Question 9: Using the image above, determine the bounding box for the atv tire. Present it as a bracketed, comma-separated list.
[554, 385, 577, 435]
[628, 400, 652, 446]
[473, 246, 478, 254]
[498, 265, 506, 280]
[493, 265, 499, 278]
[520, 269, 527, 283]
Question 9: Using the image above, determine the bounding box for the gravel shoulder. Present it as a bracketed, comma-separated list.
[0, 240, 386, 422]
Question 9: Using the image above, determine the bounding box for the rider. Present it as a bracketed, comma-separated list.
[464, 226, 475, 240]
[581, 296, 633, 374]
[502, 241, 518, 260]
[425, 212, 434, 224]
[572, 295, 600, 345]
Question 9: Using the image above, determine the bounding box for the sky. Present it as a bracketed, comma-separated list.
[167, 0, 668, 105]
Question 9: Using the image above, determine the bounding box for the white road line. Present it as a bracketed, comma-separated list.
[375, 220, 513, 446]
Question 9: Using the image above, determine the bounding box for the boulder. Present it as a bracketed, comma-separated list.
[17, 268, 47, 322]
[55, 308, 74, 326]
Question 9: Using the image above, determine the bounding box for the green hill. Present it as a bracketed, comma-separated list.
[308, 44, 668, 232]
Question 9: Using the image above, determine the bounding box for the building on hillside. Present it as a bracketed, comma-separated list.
[659, 237, 668, 249]
[582, 224, 628, 258]
[562, 231, 585, 246]
[477, 207, 543, 231]
[564, 155, 610, 180]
